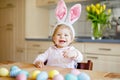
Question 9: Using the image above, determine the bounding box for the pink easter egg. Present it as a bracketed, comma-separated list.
[16, 73, 27, 80]
[53, 74, 64, 80]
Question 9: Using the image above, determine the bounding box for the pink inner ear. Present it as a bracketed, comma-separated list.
[55, 0, 67, 20]
[70, 5, 81, 21]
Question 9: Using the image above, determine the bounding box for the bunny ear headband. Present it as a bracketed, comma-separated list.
[52, 0, 81, 39]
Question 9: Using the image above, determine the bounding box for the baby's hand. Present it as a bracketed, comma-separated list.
[34, 61, 45, 68]
[63, 49, 77, 59]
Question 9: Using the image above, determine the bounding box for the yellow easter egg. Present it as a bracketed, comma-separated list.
[48, 70, 59, 78]
[31, 70, 40, 79]
[0, 67, 9, 77]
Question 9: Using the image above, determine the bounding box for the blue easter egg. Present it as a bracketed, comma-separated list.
[37, 71, 48, 80]
[65, 73, 78, 80]
[77, 72, 90, 80]
[10, 69, 21, 77]
[10, 66, 20, 71]
[18, 70, 29, 77]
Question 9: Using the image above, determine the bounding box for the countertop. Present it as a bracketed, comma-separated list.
[26, 37, 120, 43]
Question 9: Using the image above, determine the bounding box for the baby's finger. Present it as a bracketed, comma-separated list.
[63, 53, 68, 58]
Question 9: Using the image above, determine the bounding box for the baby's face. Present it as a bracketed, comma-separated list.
[53, 27, 72, 48]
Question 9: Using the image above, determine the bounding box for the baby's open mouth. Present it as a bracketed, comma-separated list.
[59, 40, 66, 43]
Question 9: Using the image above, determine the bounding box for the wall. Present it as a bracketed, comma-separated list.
[25, 0, 49, 38]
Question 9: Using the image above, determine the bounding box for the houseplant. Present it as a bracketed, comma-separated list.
[86, 3, 111, 40]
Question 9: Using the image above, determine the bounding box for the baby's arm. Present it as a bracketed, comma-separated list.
[33, 48, 50, 68]
[33, 54, 46, 68]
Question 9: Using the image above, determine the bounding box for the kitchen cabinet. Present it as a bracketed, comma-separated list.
[14, 0, 26, 62]
[0, 0, 25, 62]
[84, 54, 120, 73]
[36, 0, 87, 7]
[15, 47, 26, 62]
[84, 42, 120, 73]
[26, 41, 51, 63]
[36, 0, 57, 7]
[0, 0, 15, 61]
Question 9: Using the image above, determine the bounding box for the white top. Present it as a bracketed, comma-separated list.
[33, 45, 83, 68]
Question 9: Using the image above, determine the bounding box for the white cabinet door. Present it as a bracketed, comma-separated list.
[27, 49, 42, 63]
[15, 48, 26, 62]
[0, 0, 15, 61]
[36, 0, 56, 7]
[0, 0, 25, 62]
[26, 41, 51, 63]
[85, 54, 120, 73]
[84, 42, 120, 73]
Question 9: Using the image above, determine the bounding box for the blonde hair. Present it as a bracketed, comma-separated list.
[52, 24, 73, 38]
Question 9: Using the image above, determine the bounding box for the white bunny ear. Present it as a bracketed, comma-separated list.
[55, 0, 67, 22]
[68, 4, 81, 24]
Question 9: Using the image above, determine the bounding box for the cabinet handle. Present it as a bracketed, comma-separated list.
[32, 44, 40, 47]
[48, 1, 55, 4]
[99, 48, 111, 51]
[86, 56, 98, 59]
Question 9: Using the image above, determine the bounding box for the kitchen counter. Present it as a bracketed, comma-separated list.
[26, 38, 120, 43]
[0, 61, 120, 80]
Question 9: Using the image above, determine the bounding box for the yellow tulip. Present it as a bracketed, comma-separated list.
[91, 4, 96, 13]
[107, 9, 111, 14]
[102, 4, 106, 11]
[96, 9, 100, 15]
[99, 6, 103, 13]
[91, 4, 95, 9]
[86, 6, 90, 12]
[96, 3, 100, 9]
[86, 3, 111, 25]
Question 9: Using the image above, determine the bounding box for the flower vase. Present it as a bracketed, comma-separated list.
[91, 23, 104, 40]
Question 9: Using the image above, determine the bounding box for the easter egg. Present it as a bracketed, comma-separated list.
[10, 68, 21, 77]
[18, 70, 29, 77]
[77, 72, 90, 80]
[31, 70, 41, 79]
[48, 70, 59, 78]
[71, 69, 80, 76]
[65, 73, 77, 80]
[53, 74, 64, 80]
[10, 66, 20, 71]
[0, 67, 9, 77]
[16, 73, 27, 80]
[37, 71, 48, 80]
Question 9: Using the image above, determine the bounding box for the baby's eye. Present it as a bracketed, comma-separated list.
[57, 34, 61, 36]
[65, 34, 68, 36]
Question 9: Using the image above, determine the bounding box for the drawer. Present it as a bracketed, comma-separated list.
[26, 41, 50, 49]
[84, 43, 120, 56]
[84, 54, 120, 73]
[84, 54, 120, 62]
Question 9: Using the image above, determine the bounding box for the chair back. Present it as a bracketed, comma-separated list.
[77, 60, 93, 70]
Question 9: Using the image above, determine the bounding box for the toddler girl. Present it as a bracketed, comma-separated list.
[33, 0, 83, 68]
